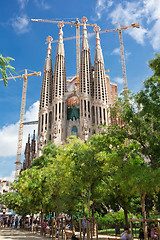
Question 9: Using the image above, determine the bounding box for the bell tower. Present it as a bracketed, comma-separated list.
[79, 17, 93, 141]
[52, 22, 67, 145]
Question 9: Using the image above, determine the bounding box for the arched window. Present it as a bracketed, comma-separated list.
[71, 126, 78, 136]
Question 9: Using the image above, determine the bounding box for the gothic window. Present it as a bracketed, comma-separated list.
[62, 102, 64, 118]
[72, 126, 78, 137]
[55, 104, 57, 121]
[41, 114, 44, 132]
[45, 113, 47, 124]
[99, 107, 102, 124]
[88, 101, 90, 118]
[53, 106, 54, 122]
[49, 111, 52, 129]
[96, 106, 98, 125]
[103, 108, 106, 123]
[59, 102, 61, 119]
[91, 106, 95, 124]
[81, 100, 83, 117]
[84, 100, 86, 117]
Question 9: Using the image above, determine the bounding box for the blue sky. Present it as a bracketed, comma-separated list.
[0, 0, 160, 181]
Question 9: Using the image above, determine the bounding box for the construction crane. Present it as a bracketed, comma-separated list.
[31, 18, 96, 88]
[0, 70, 41, 178]
[51, 22, 140, 90]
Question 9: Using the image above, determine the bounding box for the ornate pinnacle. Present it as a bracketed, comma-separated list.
[81, 17, 88, 37]
[94, 26, 101, 45]
[81, 16, 88, 24]
[46, 36, 53, 44]
[58, 22, 64, 29]
[46, 36, 53, 56]
[58, 22, 64, 44]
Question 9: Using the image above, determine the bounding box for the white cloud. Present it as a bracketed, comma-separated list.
[34, 0, 51, 10]
[111, 47, 131, 60]
[144, 0, 160, 50]
[108, 2, 147, 45]
[17, 0, 29, 9]
[111, 47, 120, 55]
[12, 15, 30, 34]
[0, 101, 39, 157]
[108, 0, 160, 50]
[94, 0, 160, 50]
[113, 77, 124, 85]
[148, 19, 160, 50]
[95, 0, 113, 20]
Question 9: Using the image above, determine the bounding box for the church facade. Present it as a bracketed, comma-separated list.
[23, 17, 118, 166]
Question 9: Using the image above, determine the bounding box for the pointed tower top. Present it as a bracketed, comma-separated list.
[81, 17, 88, 37]
[94, 25, 104, 63]
[33, 130, 35, 140]
[94, 25, 101, 46]
[28, 134, 30, 143]
[46, 36, 53, 57]
[81, 16, 89, 50]
[58, 22, 64, 44]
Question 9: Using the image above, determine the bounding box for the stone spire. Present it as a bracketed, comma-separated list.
[39, 36, 53, 110]
[52, 22, 67, 145]
[37, 36, 53, 156]
[30, 130, 36, 163]
[79, 17, 93, 141]
[94, 26, 108, 104]
[92, 26, 109, 127]
[24, 134, 30, 169]
[53, 22, 67, 99]
[79, 16, 93, 96]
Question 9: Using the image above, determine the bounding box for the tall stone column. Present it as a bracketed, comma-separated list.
[37, 36, 53, 156]
[79, 16, 93, 140]
[52, 22, 67, 145]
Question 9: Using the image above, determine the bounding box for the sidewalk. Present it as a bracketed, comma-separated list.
[0, 228, 121, 240]
[0, 228, 50, 240]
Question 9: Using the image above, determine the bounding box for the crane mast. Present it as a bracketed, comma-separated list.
[15, 69, 28, 177]
[117, 23, 128, 90]
[0, 70, 41, 178]
[15, 69, 41, 178]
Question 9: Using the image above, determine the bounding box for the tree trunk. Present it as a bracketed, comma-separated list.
[40, 210, 43, 235]
[31, 213, 34, 232]
[57, 198, 60, 215]
[91, 202, 96, 217]
[71, 214, 75, 234]
[123, 202, 129, 228]
[140, 193, 148, 240]
[88, 184, 91, 217]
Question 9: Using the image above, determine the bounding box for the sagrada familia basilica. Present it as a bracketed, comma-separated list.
[22, 17, 118, 170]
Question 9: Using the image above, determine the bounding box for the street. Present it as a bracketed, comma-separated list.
[0, 228, 50, 240]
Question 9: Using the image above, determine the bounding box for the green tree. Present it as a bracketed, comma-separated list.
[0, 54, 16, 86]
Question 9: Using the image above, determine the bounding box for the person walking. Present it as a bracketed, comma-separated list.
[82, 218, 87, 240]
[14, 216, 18, 228]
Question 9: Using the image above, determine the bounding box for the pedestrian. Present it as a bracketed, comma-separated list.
[82, 218, 87, 240]
[10, 218, 14, 228]
[4, 218, 7, 228]
[7, 218, 10, 228]
[15, 216, 18, 228]
[121, 227, 132, 240]
[19, 218, 22, 228]
[139, 227, 144, 240]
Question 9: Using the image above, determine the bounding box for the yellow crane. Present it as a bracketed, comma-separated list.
[0, 70, 41, 178]
[51, 22, 140, 90]
[31, 18, 96, 88]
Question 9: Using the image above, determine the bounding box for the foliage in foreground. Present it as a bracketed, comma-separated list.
[0, 54, 16, 86]
[1, 54, 160, 240]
